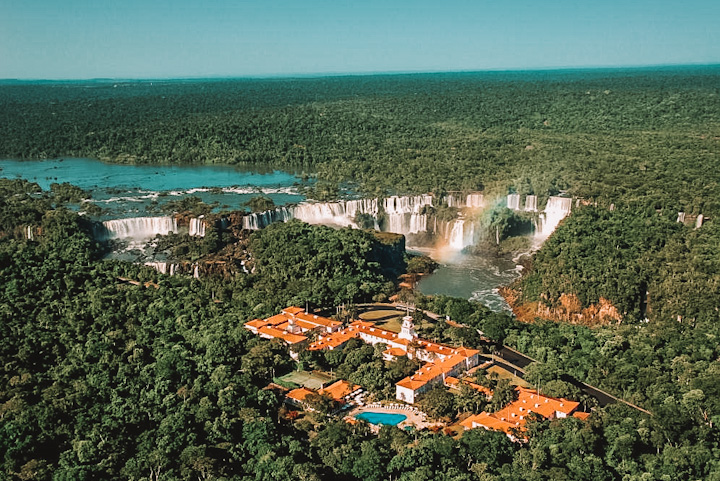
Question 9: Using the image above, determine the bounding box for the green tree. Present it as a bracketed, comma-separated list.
[244, 195, 275, 213]
[419, 385, 455, 419]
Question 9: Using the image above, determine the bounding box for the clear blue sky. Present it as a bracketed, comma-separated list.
[1, 0, 719, 79]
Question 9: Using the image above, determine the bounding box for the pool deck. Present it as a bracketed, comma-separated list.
[346, 403, 443, 431]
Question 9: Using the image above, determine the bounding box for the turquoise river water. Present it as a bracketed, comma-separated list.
[0, 158, 305, 219]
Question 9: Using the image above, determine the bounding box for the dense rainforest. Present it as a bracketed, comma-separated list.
[1, 181, 719, 480]
[1, 68, 720, 479]
[511, 205, 720, 324]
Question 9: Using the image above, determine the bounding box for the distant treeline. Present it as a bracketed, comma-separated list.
[1, 67, 719, 214]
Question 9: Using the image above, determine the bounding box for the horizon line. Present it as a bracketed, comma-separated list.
[2, 62, 719, 83]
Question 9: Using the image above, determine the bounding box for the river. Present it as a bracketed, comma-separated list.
[410, 248, 520, 312]
[0, 157, 305, 218]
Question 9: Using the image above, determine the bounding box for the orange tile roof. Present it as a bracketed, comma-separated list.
[384, 347, 408, 357]
[244, 319, 266, 329]
[463, 381, 493, 397]
[461, 387, 585, 437]
[258, 326, 307, 344]
[417, 340, 448, 355]
[445, 377, 492, 396]
[396, 377, 427, 391]
[415, 341, 479, 360]
[359, 325, 406, 343]
[434, 353, 470, 370]
[319, 380, 361, 401]
[460, 412, 522, 434]
[265, 313, 290, 326]
[292, 311, 341, 329]
[309, 318, 417, 351]
[396, 363, 452, 390]
[454, 347, 481, 358]
[293, 319, 322, 331]
[350, 320, 373, 328]
[283, 306, 305, 315]
[572, 411, 591, 420]
[295, 312, 481, 400]
[445, 376, 461, 387]
[287, 387, 315, 402]
[308, 329, 357, 350]
[515, 387, 580, 418]
[246, 307, 345, 346]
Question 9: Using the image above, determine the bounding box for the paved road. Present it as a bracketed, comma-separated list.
[494, 345, 647, 412]
[495, 346, 534, 370]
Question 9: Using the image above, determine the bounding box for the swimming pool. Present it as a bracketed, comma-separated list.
[354, 412, 407, 426]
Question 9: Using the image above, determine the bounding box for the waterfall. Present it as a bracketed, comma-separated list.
[381, 195, 433, 235]
[408, 214, 427, 234]
[696, 214, 704, 229]
[243, 195, 432, 233]
[464, 221, 475, 249]
[239, 194, 481, 249]
[383, 195, 433, 215]
[538, 196, 572, 236]
[676, 212, 685, 223]
[144, 262, 181, 275]
[293, 201, 355, 227]
[243, 198, 382, 231]
[193, 265, 200, 279]
[385, 213, 405, 234]
[189, 217, 206, 237]
[145, 262, 169, 274]
[446, 194, 463, 208]
[447, 219, 475, 250]
[344, 198, 379, 217]
[465, 193, 484, 209]
[243, 207, 293, 230]
[524, 195, 538, 212]
[145, 262, 166, 274]
[25, 226, 34, 241]
[98, 217, 178, 241]
[448, 220, 465, 250]
[507, 194, 520, 210]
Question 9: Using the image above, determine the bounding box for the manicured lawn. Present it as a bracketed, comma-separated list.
[487, 365, 532, 388]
